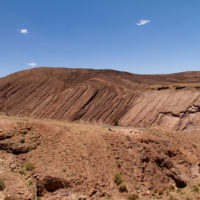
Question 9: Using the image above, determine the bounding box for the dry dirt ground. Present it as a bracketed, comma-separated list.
[0, 114, 200, 200]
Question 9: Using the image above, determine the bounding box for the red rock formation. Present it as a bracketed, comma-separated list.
[0, 67, 200, 130]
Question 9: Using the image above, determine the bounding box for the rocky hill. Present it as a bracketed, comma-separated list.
[0, 67, 200, 131]
[0, 68, 200, 199]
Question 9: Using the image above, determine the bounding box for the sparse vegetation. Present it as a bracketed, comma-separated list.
[114, 173, 128, 193]
[114, 173, 123, 185]
[128, 193, 139, 200]
[148, 83, 200, 90]
[0, 178, 5, 191]
[191, 184, 199, 193]
[19, 162, 34, 175]
[33, 196, 42, 200]
[4, 197, 12, 200]
[106, 194, 113, 200]
[1, 109, 200, 199]
[62, 168, 66, 172]
[19, 168, 26, 175]
[169, 185, 176, 192]
[113, 119, 119, 126]
[158, 189, 164, 196]
[24, 162, 34, 171]
[119, 183, 127, 192]
[134, 185, 140, 190]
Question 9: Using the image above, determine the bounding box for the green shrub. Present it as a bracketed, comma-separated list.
[119, 183, 127, 192]
[134, 185, 140, 190]
[113, 120, 119, 126]
[24, 162, 34, 171]
[19, 162, 34, 175]
[192, 185, 199, 193]
[114, 173, 123, 185]
[0, 178, 5, 191]
[19, 168, 26, 175]
[128, 194, 139, 200]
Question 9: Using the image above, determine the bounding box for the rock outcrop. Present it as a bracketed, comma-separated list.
[0, 127, 40, 154]
[0, 67, 200, 130]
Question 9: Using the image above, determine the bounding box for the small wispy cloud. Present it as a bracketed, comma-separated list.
[136, 19, 150, 26]
[19, 29, 29, 34]
[27, 62, 37, 67]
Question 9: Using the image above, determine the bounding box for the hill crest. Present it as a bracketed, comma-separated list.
[1, 67, 200, 131]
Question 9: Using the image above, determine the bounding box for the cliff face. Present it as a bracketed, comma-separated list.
[0, 67, 200, 131]
[121, 89, 200, 131]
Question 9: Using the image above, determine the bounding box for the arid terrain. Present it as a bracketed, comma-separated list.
[0, 114, 200, 200]
[0, 68, 200, 200]
[1, 67, 200, 131]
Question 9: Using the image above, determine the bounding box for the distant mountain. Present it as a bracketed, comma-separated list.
[0, 67, 200, 131]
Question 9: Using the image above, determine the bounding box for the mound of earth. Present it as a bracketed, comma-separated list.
[0, 115, 200, 199]
[1, 67, 200, 130]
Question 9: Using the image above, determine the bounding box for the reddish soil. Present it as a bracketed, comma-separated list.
[0, 67, 200, 131]
[0, 115, 199, 199]
[0, 68, 200, 200]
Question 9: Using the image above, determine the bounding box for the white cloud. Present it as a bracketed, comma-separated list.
[136, 19, 150, 26]
[27, 62, 37, 67]
[19, 29, 29, 34]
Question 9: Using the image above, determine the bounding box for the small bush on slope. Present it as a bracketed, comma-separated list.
[114, 173, 123, 185]
[0, 178, 5, 191]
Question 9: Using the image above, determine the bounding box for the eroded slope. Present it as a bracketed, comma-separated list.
[1, 67, 200, 130]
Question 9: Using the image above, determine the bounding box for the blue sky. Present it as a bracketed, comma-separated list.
[0, 0, 200, 77]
